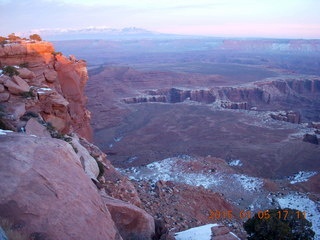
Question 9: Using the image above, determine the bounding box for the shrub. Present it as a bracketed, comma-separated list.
[7, 33, 20, 42]
[20, 90, 36, 99]
[29, 34, 42, 41]
[52, 51, 62, 56]
[20, 111, 39, 121]
[2, 66, 19, 77]
[19, 62, 29, 68]
[243, 208, 315, 240]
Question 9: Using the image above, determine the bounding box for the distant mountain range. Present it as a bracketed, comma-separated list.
[23, 27, 188, 41]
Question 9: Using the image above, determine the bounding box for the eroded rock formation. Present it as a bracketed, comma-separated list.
[0, 40, 155, 240]
[0, 41, 92, 140]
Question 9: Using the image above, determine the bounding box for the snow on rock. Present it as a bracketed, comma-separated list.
[232, 174, 263, 192]
[175, 224, 218, 240]
[228, 159, 243, 167]
[121, 157, 223, 188]
[121, 157, 264, 193]
[289, 171, 318, 184]
[0, 129, 13, 135]
[37, 87, 53, 94]
[277, 193, 320, 240]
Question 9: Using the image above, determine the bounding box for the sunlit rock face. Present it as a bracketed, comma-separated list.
[0, 40, 92, 140]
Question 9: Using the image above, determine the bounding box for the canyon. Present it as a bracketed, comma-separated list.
[0, 35, 319, 239]
[77, 37, 319, 239]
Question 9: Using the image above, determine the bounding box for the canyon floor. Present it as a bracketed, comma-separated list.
[55, 39, 320, 238]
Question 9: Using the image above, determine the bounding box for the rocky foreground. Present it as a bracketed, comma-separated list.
[0, 39, 158, 239]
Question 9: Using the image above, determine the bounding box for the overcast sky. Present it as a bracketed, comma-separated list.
[1, 0, 320, 39]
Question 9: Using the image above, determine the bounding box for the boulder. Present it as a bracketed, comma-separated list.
[6, 102, 25, 120]
[25, 118, 51, 137]
[44, 69, 58, 83]
[211, 225, 240, 240]
[17, 68, 36, 79]
[0, 133, 121, 240]
[102, 194, 155, 240]
[42, 114, 67, 132]
[0, 84, 4, 93]
[3, 76, 29, 95]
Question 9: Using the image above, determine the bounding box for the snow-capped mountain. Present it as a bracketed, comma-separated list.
[22, 27, 170, 41]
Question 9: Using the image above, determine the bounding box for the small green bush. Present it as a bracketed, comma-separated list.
[2, 66, 19, 77]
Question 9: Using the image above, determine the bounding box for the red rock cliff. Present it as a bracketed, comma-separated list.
[0, 40, 92, 140]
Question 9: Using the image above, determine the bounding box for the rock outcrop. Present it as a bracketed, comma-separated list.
[270, 110, 301, 124]
[123, 78, 320, 118]
[0, 132, 121, 240]
[0, 39, 155, 240]
[102, 194, 155, 240]
[0, 40, 92, 140]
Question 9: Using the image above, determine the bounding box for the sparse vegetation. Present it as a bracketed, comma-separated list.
[7, 33, 20, 42]
[20, 90, 36, 99]
[0, 104, 8, 130]
[19, 111, 39, 122]
[2, 66, 19, 77]
[52, 51, 62, 57]
[18, 62, 29, 68]
[0, 36, 7, 46]
[243, 208, 315, 240]
[29, 34, 42, 41]
[96, 159, 105, 178]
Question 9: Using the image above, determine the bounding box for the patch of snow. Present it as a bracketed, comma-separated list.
[114, 136, 123, 142]
[289, 171, 318, 184]
[37, 87, 53, 94]
[233, 174, 263, 192]
[119, 157, 223, 188]
[277, 193, 320, 240]
[228, 159, 243, 167]
[0, 129, 13, 135]
[175, 224, 218, 240]
[13, 65, 20, 69]
[127, 156, 138, 163]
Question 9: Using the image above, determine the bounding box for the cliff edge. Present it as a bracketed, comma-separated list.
[0, 38, 155, 240]
[0, 40, 92, 140]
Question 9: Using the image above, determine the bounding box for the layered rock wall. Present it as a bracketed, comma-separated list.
[0, 41, 92, 140]
[123, 78, 320, 114]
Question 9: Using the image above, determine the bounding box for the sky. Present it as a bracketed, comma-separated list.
[0, 0, 320, 39]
